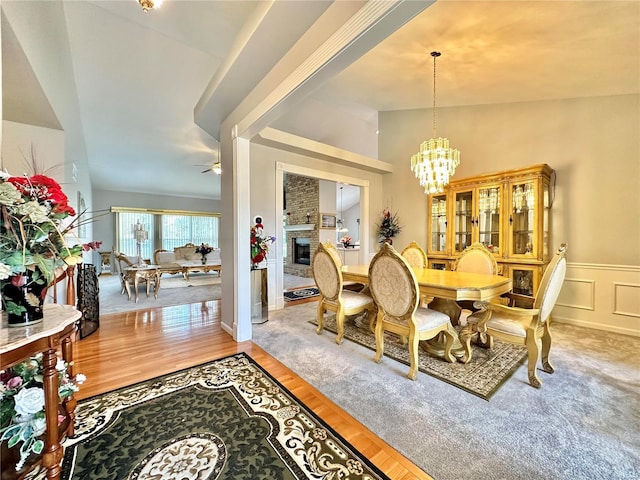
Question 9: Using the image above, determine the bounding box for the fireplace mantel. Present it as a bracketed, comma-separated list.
[284, 224, 315, 232]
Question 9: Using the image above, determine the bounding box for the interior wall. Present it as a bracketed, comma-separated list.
[379, 94, 640, 336]
[92, 189, 221, 254]
[379, 94, 639, 266]
[1, 120, 94, 249]
[250, 141, 383, 309]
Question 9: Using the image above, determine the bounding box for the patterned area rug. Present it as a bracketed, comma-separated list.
[283, 287, 320, 302]
[59, 353, 390, 480]
[311, 316, 526, 400]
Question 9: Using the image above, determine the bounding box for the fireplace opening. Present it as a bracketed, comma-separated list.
[293, 237, 311, 265]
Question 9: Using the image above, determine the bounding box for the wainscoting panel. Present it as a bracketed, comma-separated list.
[557, 278, 595, 311]
[553, 263, 640, 337]
[613, 283, 640, 318]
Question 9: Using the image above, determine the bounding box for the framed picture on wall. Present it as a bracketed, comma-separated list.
[319, 213, 337, 229]
[77, 191, 87, 238]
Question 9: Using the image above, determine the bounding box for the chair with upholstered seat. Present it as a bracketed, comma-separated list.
[312, 242, 375, 344]
[401, 241, 430, 307]
[401, 241, 428, 269]
[368, 242, 456, 380]
[454, 242, 498, 275]
[449, 242, 500, 324]
[114, 252, 156, 297]
[460, 243, 568, 388]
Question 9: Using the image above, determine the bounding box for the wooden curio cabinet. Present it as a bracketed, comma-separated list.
[426, 164, 554, 296]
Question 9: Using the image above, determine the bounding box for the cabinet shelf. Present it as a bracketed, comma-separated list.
[426, 164, 554, 297]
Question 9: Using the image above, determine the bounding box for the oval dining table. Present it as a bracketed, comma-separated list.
[341, 265, 513, 361]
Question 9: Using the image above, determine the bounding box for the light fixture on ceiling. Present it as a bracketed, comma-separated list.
[337, 186, 349, 233]
[138, 0, 163, 13]
[410, 51, 460, 195]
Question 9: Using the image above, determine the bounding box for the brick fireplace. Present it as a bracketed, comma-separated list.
[284, 175, 319, 277]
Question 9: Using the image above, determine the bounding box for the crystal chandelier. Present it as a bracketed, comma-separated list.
[411, 51, 460, 195]
[138, 0, 163, 13]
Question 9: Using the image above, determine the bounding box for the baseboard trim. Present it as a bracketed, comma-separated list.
[553, 315, 639, 338]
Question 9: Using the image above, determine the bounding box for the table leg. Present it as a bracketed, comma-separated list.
[41, 348, 63, 480]
[133, 275, 140, 303]
[124, 275, 132, 301]
[422, 298, 466, 361]
[154, 272, 161, 299]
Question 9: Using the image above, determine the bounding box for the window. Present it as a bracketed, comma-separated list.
[161, 215, 219, 250]
[113, 208, 219, 260]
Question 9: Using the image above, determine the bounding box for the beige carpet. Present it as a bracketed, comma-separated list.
[99, 273, 221, 315]
[311, 315, 526, 400]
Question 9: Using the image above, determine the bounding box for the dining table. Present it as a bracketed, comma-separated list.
[341, 264, 513, 361]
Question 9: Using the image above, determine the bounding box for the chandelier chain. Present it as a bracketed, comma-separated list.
[432, 51, 440, 139]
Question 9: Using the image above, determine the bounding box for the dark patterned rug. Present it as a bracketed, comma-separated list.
[283, 287, 319, 302]
[311, 316, 526, 400]
[59, 353, 390, 479]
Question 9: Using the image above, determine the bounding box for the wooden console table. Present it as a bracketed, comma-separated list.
[1, 304, 81, 480]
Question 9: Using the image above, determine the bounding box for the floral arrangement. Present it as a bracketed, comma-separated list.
[340, 235, 352, 246]
[195, 243, 213, 256]
[0, 354, 85, 471]
[0, 171, 83, 280]
[376, 209, 402, 243]
[0, 171, 98, 322]
[250, 220, 275, 268]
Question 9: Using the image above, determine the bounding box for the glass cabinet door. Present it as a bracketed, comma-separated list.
[454, 190, 473, 253]
[428, 194, 448, 253]
[477, 185, 502, 255]
[509, 180, 537, 257]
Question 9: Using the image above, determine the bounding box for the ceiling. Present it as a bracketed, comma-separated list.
[2, 1, 638, 202]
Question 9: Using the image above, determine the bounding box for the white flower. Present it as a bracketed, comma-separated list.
[0, 263, 11, 280]
[75, 373, 86, 384]
[32, 416, 46, 436]
[13, 387, 45, 417]
[0, 181, 22, 206]
[17, 200, 51, 224]
[55, 358, 67, 371]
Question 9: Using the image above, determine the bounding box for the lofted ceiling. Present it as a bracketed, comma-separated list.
[2, 1, 638, 201]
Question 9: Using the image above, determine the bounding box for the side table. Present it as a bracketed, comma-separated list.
[123, 265, 161, 302]
[1, 304, 81, 480]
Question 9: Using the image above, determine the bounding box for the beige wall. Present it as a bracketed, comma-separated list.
[379, 94, 640, 266]
[379, 94, 640, 336]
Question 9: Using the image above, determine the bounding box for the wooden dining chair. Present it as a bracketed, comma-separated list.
[401, 241, 428, 269]
[450, 242, 501, 325]
[368, 242, 455, 380]
[460, 244, 568, 388]
[312, 242, 375, 344]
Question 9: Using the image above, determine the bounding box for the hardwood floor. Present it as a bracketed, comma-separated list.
[72, 300, 431, 480]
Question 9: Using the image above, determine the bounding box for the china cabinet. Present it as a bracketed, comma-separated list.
[426, 164, 554, 296]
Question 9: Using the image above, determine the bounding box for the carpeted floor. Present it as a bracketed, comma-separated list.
[310, 315, 526, 400]
[60, 353, 390, 480]
[99, 273, 221, 315]
[252, 301, 640, 480]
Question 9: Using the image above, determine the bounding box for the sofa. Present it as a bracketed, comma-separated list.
[153, 243, 221, 276]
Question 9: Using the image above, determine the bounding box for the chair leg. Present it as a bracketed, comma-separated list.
[407, 334, 420, 380]
[335, 305, 345, 345]
[541, 321, 555, 374]
[374, 312, 384, 364]
[525, 333, 542, 388]
[315, 300, 325, 335]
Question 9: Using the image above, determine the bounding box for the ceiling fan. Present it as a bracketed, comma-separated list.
[201, 162, 221, 175]
[198, 141, 221, 175]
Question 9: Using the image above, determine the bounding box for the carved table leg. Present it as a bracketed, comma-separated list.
[42, 349, 63, 480]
